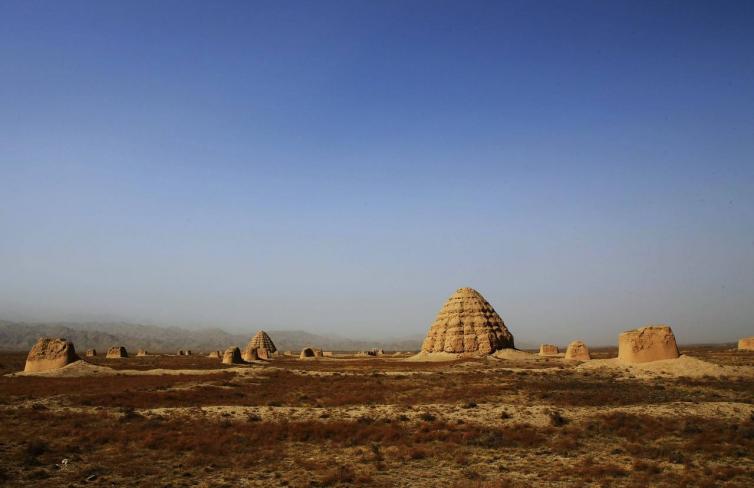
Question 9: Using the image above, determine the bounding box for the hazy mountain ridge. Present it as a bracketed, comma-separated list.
[0, 321, 422, 353]
[264, 329, 424, 353]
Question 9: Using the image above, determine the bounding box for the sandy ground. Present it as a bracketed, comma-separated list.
[5, 396, 751, 429]
[406, 348, 541, 362]
[404, 351, 467, 361]
[7, 352, 754, 426]
[146, 400, 754, 426]
[3, 347, 754, 487]
[576, 354, 754, 378]
[6, 360, 267, 378]
[11, 352, 754, 380]
[493, 348, 538, 360]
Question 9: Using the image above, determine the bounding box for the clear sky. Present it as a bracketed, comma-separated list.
[1, 1, 753, 345]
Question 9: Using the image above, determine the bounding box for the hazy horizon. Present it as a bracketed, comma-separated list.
[2, 1, 753, 346]
[0, 309, 746, 348]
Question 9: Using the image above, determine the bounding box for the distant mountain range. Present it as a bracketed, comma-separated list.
[0, 320, 423, 353]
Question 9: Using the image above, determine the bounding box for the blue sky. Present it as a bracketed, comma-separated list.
[1, 1, 753, 344]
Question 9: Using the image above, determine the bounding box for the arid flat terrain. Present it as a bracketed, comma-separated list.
[1, 346, 753, 487]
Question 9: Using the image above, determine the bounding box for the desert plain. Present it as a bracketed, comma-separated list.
[0, 344, 753, 487]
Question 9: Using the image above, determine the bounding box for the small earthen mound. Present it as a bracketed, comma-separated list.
[85, 349, 97, 357]
[539, 344, 559, 356]
[208, 350, 221, 358]
[106, 346, 128, 358]
[177, 350, 186, 356]
[222, 347, 244, 365]
[738, 337, 754, 352]
[24, 337, 79, 372]
[565, 340, 590, 361]
[618, 325, 679, 363]
[421, 287, 514, 354]
[300, 347, 316, 359]
[136, 349, 148, 357]
[245, 330, 277, 360]
[492, 348, 535, 360]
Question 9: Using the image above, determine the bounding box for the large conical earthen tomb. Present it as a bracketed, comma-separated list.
[618, 325, 679, 363]
[420, 287, 514, 355]
[244, 330, 276, 360]
[24, 337, 79, 372]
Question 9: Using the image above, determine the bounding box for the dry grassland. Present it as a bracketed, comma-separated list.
[0, 346, 752, 487]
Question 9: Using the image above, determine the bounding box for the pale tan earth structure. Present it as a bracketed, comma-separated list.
[177, 350, 186, 356]
[618, 325, 679, 363]
[314, 349, 323, 358]
[106, 346, 128, 358]
[300, 347, 316, 359]
[208, 351, 221, 358]
[245, 330, 277, 359]
[222, 347, 243, 365]
[539, 344, 559, 356]
[421, 287, 514, 354]
[243, 346, 259, 361]
[24, 337, 79, 372]
[738, 337, 754, 351]
[565, 340, 591, 361]
[85, 349, 97, 357]
[322, 351, 334, 357]
[136, 349, 147, 356]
